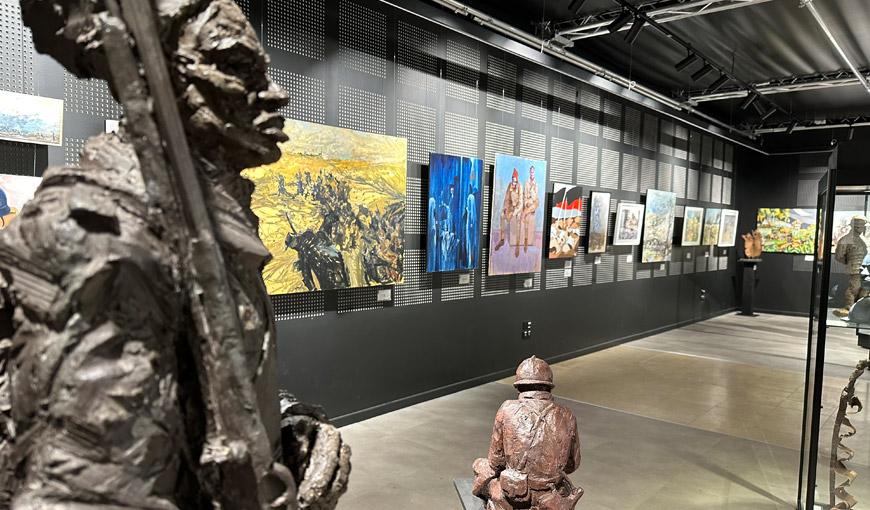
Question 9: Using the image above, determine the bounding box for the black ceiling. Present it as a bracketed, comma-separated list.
[428, 0, 870, 135]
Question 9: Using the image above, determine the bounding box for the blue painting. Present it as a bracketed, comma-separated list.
[427, 153, 483, 272]
[0, 91, 64, 146]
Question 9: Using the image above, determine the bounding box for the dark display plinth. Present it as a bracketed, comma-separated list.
[739, 258, 762, 316]
[454, 479, 485, 510]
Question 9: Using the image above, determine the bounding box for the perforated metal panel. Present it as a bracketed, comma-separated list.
[572, 248, 592, 286]
[519, 130, 546, 161]
[445, 40, 480, 104]
[670, 251, 683, 275]
[64, 73, 121, 118]
[444, 112, 479, 158]
[624, 107, 641, 147]
[552, 80, 576, 130]
[724, 144, 734, 172]
[481, 248, 510, 296]
[484, 121, 514, 168]
[515, 271, 541, 293]
[640, 158, 656, 193]
[0, 0, 33, 94]
[577, 143, 598, 186]
[339, 0, 387, 78]
[395, 249, 433, 307]
[404, 176, 425, 235]
[486, 56, 517, 114]
[442, 272, 476, 301]
[713, 139, 724, 169]
[708, 253, 718, 272]
[698, 171, 712, 202]
[482, 177, 490, 236]
[265, 0, 324, 60]
[594, 253, 615, 284]
[719, 254, 728, 271]
[602, 98, 622, 142]
[657, 162, 672, 192]
[0, 141, 36, 175]
[63, 137, 86, 166]
[723, 176, 732, 205]
[397, 21, 439, 93]
[549, 137, 574, 183]
[658, 120, 673, 156]
[545, 260, 569, 290]
[674, 125, 688, 160]
[234, 0, 251, 18]
[675, 205, 685, 218]
[683, 251, 695, 274]
[272, 293, 325, 321]
[711, 174, 723, 203]
[793, 255, 813, 272]
[579, 87, 600, 136]
[338, 86, 386, 134]
[702, 135, 713, 167]
[673, 165, 687, 198]
[797, 178, 818, 207]
[600, 149, 620, 190]
[337, 287, 390, 314]
[636, 267, 651, 279]
[269, 67, 325, 124]
[397, 100, 436, 164]
[621, 154, 638, 193]
[617, 253, 634, 282]
[689, 132, 701, 163]
[653, 263, 668, 278]
[695, 252, 708, 272]
[642, 113, 658, 151]
[521, 69, 548, 123]
[687, 168, 699, 200]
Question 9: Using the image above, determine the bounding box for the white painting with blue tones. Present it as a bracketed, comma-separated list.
[0, 91, 63, 146]
[427, 153, 483, 272]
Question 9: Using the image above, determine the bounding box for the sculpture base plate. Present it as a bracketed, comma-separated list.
[454, 478, 485, 510]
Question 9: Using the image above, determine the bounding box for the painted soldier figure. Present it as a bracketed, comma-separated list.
[521, 166, 539, 255]
[495, 169, 524, 257]
[473, 356, 583, 510]
[834, 216, 869, 318]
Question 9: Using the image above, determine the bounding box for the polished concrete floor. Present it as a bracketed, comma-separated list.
[336, 313, 870, 509]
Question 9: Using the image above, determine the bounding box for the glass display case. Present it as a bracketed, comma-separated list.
[800, 161, 870, 509]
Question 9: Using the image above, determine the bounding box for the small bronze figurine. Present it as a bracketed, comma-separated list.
[741, 230, 763, 259]
[834, 216, 868, 318]
[473, 356, 583, 510]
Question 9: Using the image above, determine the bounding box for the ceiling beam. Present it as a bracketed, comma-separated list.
[685, 68, 870, 103]
[556, 0, 777, 40]
[800, 0, 870, 96]
[752, 116, 870, 134]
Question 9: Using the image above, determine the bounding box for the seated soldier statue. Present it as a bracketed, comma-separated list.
[473, 356, 583, 510]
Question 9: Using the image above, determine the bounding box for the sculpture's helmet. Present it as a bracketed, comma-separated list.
[852, 215, 868, 226]
[514, 356, 554, 389]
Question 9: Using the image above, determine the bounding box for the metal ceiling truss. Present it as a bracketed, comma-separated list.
[684, 68, 870, 103]
[555, 0, 776, 40]
[751, 116, 870, 135]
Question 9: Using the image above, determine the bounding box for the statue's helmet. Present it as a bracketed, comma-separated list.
[852, 215, 868, 226]
[514, 356, 554, 389]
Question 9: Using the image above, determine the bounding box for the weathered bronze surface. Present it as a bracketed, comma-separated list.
[473, 356, 583, 510]
[830, 360, 869, 509]
[741, 230, 763, 259]
[834, 216, 868, 318]
[0, 1, 349, 508]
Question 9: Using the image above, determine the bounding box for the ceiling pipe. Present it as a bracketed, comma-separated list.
[800, 0, 870, 95]
[755, 121, 870, 134]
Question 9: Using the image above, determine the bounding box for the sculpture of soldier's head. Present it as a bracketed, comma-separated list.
[852, 216, 868, 236]
[22, 0, 288, 171]
[513, 356, 555, 393]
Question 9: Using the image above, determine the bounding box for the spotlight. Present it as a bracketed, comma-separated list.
[608, 10, 633, 33]
[675, 53, 700, 72]
[624, 17, 646, 44]
[786, 120, 798, 134]
[761, 107, 777, 121]
[708, 74, 730, 93]
[568, 0, 587, 14]
[691, 63, 714, 81]
[740, 92, 758, 110]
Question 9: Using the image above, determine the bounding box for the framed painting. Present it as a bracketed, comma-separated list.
[587, 191, 611, 254]
[548, 183, 583, 259]
[681, 206, 705, 246]
[426, 153, 483, 272]
[718, 209, 740, 247]
[243, 119, 407, 294]
[488, 154, 548, 275]
[756, 208, 817, 254]
[613, 202, 645, 246]
[0, 174, 41, 230]
[0, 90, 64, 146]
[641, 189, 677, 263]
[703, 208, 723, 246]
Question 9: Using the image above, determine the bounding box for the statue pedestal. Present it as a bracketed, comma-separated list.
[738, 258, 762, 317]
[454, 478, 485, 510]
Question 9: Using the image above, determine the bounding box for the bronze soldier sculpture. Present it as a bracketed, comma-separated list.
[0, 0, 349, 508]
[473, 356, 583, 510]
[834, 216, 868, 318]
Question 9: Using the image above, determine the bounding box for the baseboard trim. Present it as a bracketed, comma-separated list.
[755, 308, 809, 318]
[333, 307, 737, 428]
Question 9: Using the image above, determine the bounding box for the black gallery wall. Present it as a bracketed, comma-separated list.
[0, 0, 748, 426]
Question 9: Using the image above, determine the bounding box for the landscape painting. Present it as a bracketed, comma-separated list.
[681, 206, 704, 246]
[718, 209, 740, 247]
[0, 91, 63, 146]
[0, 174, 41, 230]
[613, 202, 645, 246]
[756, 208, 817, 254]
[641, 189, 677, 263]
[587, 191, 611, 254]
[488, 154, 547, 275]
[548, 183, 583, 259]
[244, 119, 407, 294]
[703, 208, 722, 246]
[427, 153, 483, 272]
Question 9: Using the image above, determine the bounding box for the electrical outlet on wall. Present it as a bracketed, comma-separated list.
[522, 321, 532, 340]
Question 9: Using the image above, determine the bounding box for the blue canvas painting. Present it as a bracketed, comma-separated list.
[427, 153, 483, 272]
[0, 91, 64, 146]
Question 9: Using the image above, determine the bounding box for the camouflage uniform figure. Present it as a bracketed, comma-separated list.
[834, 216, 869, 318]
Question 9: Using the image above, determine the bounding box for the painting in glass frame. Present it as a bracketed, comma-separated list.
[548, 183, 583, 259]
[243, 119, 407, 294]
[703, 208, 723, 246]
[640, 189, 677, 263]
[681, 206, 704, 246]
[0, 91, 64, 146]
[613, 202, 645, 246]
[587, 191, 611, 254]
[756, 207, 817, 254]
[718, 209, 740, 247]
[488, 154, 548, 275]
[0, 174, 41, 230]
[426, 153, 483, 272]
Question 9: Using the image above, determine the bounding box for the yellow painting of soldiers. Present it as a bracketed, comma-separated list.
[243, 119, 407, 295]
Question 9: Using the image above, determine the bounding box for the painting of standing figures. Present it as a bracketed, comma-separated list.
[703, 208, 723, 246]
[613, 202, 645, 246]
[587, 192, 611, 254]
[489, 155, 548, 275]
[641, 189, 677, 263]
[718, 209, 740, 247]
[548, 183, 584, 259]
[427, 153, 483, 272]
[681, 206, 704, 246]
[244, 119, 407, 294]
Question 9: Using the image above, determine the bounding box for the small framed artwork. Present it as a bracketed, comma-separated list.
[703, 208, 723, 246]
[548, 183, 583, 259]
[613, 202, 645, 246]
[587, 191, 611, 254]
[681, 206, 705, 246]
[718, 209, 740, 247]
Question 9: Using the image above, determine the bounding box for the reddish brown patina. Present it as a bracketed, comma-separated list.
[473, 356, 583, 509]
